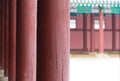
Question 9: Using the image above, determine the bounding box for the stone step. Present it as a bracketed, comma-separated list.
[0, 77, 8, 81]
[0, 70, 4, 77]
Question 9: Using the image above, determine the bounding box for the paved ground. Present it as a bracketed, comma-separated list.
[70, 55, 120, 81]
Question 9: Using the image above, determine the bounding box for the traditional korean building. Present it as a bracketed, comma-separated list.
[70, 0, 120, 53]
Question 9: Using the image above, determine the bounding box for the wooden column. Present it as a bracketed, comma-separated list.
[0, 0, 2, 69]
[119, 14, 120, 51]
[4, 0, 9, 76]
[16, 0, 37, 81]
[119, 15, 120, 51]
[83, 14, 87, 51]
[112, 14, 116, 51]
[9, 0, 16, 81]
[1, 0, 5, 70]
[90, 14, 95, 52]
[99, 10, 104, 54]
[37, 0, 70, 81]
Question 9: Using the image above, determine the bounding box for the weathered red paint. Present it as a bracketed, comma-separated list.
[37, 0, 70, 81]
[4, 0, 9, 76]
[9, 0, 16, 81]
[16, 0, 37, 81]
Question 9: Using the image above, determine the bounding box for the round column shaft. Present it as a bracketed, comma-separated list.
[4, 0, 9, 76]
[9, 0, 16, 81]
[37, 0, 70, 81]
[112, 14, 116, 51]
[99, 10, 104, 54]
[0, 0, 2, 69]
[91, 14, 95, 52]
[16, 0, 37, 81]
[1, 0, 5, 70]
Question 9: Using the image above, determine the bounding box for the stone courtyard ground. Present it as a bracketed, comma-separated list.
[70, 54, 120, 81]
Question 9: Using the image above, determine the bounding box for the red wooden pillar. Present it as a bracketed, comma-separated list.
[83, 14, 87, 51]
[99, 10, 104, 54]
[9, 0, 16, 81]
[1, 0, 5, 70]
[16, 0, 37, 81]
[37, 0, 70, 81]
[4, 0, 9, 76]
[0, 0, 2, 69]
[112, 14, 116, 51]
[119, 15, 120, 51]
[90, 14, 95, 52]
